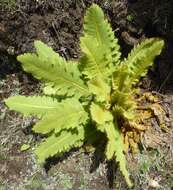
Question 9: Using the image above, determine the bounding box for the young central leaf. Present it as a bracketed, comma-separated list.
[90, 103, 113, 125]
[88, 77, 110, 102]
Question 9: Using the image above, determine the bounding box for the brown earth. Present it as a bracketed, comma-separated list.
[0, 0, 173, 190]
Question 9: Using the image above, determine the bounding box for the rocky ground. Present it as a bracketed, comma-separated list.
[0, 0, 173, 189]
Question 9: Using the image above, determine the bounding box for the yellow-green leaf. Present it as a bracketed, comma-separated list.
[5, 96, 60, 117]
[17, 41, 89, 98]
[90, 103, 113, 125]
[88, 77, 110, 102]
[20, 144, 30, 151]
[35, 127, 85, 163]
[105, 121, 132, 187]
[33, 99, 88, 134]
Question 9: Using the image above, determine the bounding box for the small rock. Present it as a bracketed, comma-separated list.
[148, 179, 161, 188]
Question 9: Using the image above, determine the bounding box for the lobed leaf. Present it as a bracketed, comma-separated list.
[5, 96, 59, 117]
[35, 126, 85, 163]
[33, 98, 88, 134]
[105, 121, 132, 187]
[17, 41, 89, 98]
[80, 4, 121, 80]
[80, 37, 111, 79]
[82, 4, 121, 65]
[123, 38, 164, 84]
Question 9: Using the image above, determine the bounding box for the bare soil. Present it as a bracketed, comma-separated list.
[0, 1, 173, 190]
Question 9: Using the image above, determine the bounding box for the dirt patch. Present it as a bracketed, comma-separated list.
[0, 0, 173, 190]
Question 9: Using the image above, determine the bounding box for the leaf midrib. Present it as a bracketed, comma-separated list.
[36, 110, 86, 131]
[29, 63, 89, 95]
[38, 127, 83, 158]
[11, 102, 58, 110]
